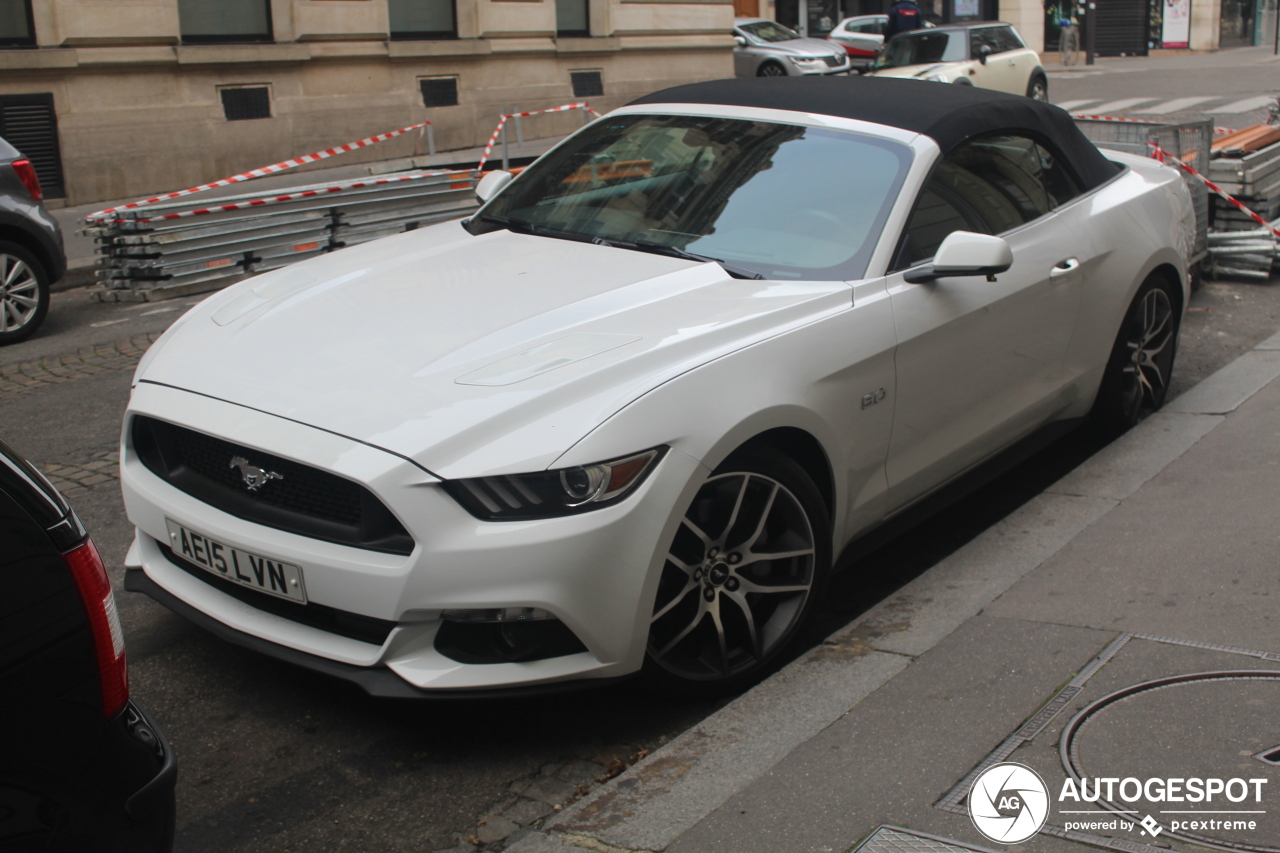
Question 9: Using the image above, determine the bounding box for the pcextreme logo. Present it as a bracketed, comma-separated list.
[968, 763, 1050, 844]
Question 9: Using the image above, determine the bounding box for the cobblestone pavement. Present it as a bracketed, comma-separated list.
[0, 332, 159, 398]
[38, 449, 121, 498]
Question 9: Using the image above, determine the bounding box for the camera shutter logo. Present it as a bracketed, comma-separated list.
[968, 763, 1050, 844]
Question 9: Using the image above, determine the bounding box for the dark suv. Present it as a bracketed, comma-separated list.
[0, 136, 66, 345]
[0, 436, 176, 851]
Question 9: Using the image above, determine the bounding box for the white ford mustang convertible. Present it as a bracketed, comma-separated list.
[121, 78, 1194, 696]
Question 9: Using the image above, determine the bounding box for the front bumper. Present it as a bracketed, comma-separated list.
[121, 382, 705, 693]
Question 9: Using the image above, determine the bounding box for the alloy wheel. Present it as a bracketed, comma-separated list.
[1118, 285, 1175, 421]
[648, 471, 816, 681]
[758, 63, 787, 77]
[0, 253, 40, 334]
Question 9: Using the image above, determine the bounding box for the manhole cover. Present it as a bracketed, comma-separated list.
[1061, 671, 1280, 853]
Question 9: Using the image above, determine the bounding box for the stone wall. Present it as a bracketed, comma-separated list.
[3, 0, 734, 204]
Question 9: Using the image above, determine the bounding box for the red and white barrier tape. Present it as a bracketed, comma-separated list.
[86, 120, 433, 221]
[476, 102, 599, 171]
[1072, 112, 1236, 136]
[104, 169, 471, 224]
[1150, 141, 1280, 240]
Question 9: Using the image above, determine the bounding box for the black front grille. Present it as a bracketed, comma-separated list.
[157, 541, 396, 646]
[823, 55, 843, 67]
[132, 415, 414, 555]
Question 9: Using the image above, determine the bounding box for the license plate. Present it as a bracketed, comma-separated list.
[165, 519, 308, 604]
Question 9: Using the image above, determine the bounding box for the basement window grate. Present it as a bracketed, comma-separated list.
[570, 71, 603, 98]
[220, 86, 271, 121]
[419, 77, 458, 108]
[0, 93, 65, 198]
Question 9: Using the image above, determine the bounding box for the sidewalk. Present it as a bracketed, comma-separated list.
[510, 329, 1280, 853]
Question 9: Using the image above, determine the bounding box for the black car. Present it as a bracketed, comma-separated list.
[0, 136, 67, 345]
[0, 436, 176, 852]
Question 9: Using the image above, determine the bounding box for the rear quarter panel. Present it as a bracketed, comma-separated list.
[1059, 154, 1193, 412]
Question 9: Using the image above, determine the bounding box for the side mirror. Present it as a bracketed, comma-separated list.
[734, 35, 747, 47]
[976, 44, 992, 64]
[903, 231, 1012, 283]
[475, 169, 514, 203]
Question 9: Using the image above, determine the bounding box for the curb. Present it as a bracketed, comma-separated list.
[508, 326, 1280, 853]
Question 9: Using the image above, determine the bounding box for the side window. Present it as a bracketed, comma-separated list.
[970, 27, 1004, 57]
[896, 135, 1077, 269]
[1034, 142, 1081, 207]
[994, 26, 1025, 51]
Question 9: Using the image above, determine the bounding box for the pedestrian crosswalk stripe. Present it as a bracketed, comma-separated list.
[1054, 99, 1098, 111]
[1215, 95, 1275, 113]
[1090, 97, 1159, 113]
[1134, 96, 1219, 114]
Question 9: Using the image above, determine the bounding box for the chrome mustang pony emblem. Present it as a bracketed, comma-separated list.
[229, 456, 283, 492]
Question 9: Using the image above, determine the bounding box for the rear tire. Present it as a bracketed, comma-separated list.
[0, 241, 49, 346]
[1089, 274, 1180, 436]
[1026, 73, 1049, 101]
[643, 448, 832, 698]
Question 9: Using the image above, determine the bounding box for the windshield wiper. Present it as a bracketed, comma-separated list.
[625, 239, 765, 280]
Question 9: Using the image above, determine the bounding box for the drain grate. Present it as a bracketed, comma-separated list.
[1254, 746, 1280, 766]
[849, 826, 1002, 853]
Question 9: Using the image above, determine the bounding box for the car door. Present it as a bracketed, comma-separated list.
[967, 26, 1018, 92]
[884, 135, 1085, 510]
[733, 28, 759, 76]
[841, 18, 885, 58]
[994, 25, 1040, 93]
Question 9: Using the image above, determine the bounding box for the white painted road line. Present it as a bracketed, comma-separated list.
[1215, 95, 1276, 113]
[1089, 97, 1159, 114]
[1134, 96, 1220, 114]
[1055, 99, 1099, 111]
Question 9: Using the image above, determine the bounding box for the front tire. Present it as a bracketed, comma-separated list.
[757, 61, 787, 77]
[1090, 274, 1180, 435]
[1026, 73, 1049, 101]
[644, 449, 831, 697]
[0, 241, 49, 346]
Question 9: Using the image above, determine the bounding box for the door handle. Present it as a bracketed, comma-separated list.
[1008, 59, 1017, 67]
[1050, 258, 1080, 278]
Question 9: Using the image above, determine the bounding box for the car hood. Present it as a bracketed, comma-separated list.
[753, 38, 846, 57]
[138, 223, 851, 478]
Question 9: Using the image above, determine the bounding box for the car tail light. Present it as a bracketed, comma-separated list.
[11, 158, 42, 202]
[63, 537, 128, 718]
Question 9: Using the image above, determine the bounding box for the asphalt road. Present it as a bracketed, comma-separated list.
[9, 63, 1280, 847]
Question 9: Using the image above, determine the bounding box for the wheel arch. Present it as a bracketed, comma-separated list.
[0, 221, 59, 283]
[728, 427, 836, 524]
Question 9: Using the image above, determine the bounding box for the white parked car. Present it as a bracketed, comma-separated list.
[826, 14, 935, 70]
[869, 21, 1048, 100]
[121, 77, 1193, 697]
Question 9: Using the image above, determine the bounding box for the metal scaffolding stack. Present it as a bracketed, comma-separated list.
[85, 169, 479, 302]
[1073, 116, 1212, 264]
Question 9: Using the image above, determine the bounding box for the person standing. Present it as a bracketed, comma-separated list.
[1059, 18, 1080, 66]
[885, 0, 925, 39]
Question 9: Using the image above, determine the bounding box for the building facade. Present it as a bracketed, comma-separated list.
[0, 0, 734, 205]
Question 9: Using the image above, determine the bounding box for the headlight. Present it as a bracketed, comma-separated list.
[791, 57, 825, 67]
[925, 73, 949, 83]
[443, 448, 666, 520]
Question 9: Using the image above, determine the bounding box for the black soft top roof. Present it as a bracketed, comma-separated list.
[628, 77, 1119, 190]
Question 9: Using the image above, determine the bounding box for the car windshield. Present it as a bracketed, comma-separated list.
[739, 21, 800, 42]
[473, 114, 912, 281]
[875, 30, 966, 68]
